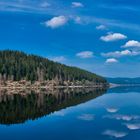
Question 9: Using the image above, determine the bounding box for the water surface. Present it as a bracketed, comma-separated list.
[0, 86, 140, 140]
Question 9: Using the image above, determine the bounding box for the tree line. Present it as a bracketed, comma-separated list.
[0, 50, 107, 83]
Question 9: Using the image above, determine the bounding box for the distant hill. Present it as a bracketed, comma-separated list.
[107, 77, 140, 85]
[0, 50, 107, 86]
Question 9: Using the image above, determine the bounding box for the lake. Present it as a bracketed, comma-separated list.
[0, 86, 140, 140]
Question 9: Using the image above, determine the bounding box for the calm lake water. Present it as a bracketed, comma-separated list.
[0, 86, 140, 140]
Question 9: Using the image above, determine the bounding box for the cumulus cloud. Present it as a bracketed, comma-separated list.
[106, 108, 119, 113]
[76, 51, 93, 58]
[103, 130, 128, 138]
[51, 56, 66, 62]
[102, 50, 140, 58]
[122, 40, 140, 48]
[72, 2, 84, 8]
[78, 114, 94, 121]
[96, 25, 107, 30]
[124, 123, 140, 130]
[106, 58, 118, 63]
[45, 16, 68, 28]
[100, 33, 127, 42]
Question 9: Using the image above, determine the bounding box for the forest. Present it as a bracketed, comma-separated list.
[0, 50, 107, 84]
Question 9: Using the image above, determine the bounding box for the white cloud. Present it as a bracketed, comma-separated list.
[106, 58, 118, 63]
[0, 2, 140, 32]
[96, 25, 107, 30]
[0, 1, 52, 13]
[76, 51, 93, 58]
[45, 16, 68, 28]
[78, 114, 94, 121]
[102, 50, 140, 58]
[122, 40, 140, 48]
[72, 2, 84, 8]
[40, 2, 50, 8]
[106, 108, 119, 113]
[100, 33, 127, 42]
[103, 130, 128, 138]
[51, 56, 66, 62]
[124, 123, 140, 130]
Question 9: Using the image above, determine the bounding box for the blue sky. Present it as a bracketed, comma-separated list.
[0, 0, 140, 77]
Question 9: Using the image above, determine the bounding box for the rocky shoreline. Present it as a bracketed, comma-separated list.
[0, 80, 109, 90]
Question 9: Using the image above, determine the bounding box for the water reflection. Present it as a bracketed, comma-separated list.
[0, 88, 107, 125]
[0, 86, 140, 140]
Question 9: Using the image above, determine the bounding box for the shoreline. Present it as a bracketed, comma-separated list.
[0, 80, 108, 90]
[0, 84, 108, 95]
[0, 85, 108, 89]
[1, 83, 139, 91]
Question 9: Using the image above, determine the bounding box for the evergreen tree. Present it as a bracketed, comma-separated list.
[0, 50, 107, 84]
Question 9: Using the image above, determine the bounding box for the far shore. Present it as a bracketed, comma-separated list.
[109, 83, 140, 88]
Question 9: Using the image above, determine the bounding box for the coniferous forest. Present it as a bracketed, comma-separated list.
[0, 50, 107, 85]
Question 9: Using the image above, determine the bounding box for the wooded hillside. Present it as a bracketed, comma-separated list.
[0, 50, 107, 84]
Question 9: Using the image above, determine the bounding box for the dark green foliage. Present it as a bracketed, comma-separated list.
[0, 50, 107, 83]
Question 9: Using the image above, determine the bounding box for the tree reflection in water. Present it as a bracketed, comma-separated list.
[0, 88, 107, 125]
